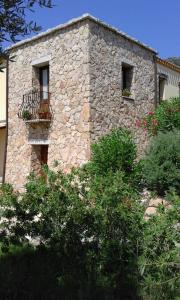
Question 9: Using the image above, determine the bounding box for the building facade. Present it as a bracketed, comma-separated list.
[157, 57, 180, 102]
[0, 59, 6, 183]
[5, 15, 157, 190]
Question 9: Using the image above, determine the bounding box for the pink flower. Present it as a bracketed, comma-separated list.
[152, 118, 158, 125]
[143, 128, 147, 135]
[148, 111, 154, 116]
[135, 119, 141, 127]
[143, 120, 147, 126]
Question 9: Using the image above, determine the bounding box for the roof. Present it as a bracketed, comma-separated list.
[7, 14, 157, 54]
[157, 57, 180, 74]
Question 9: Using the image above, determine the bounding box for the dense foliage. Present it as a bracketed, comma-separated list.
[89, 129, 136, 175]
[136, 98, 180, 136]
[82, 129, 142, 193]
[0, 128, 179, 299]
[142, 130, 180, 196]
[139, 193, 180, 300]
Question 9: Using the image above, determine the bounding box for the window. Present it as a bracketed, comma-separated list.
[159, 78, 165, 102]
[158, 73, 167, 102]
[122, 63, 133, 97]
[39, 66, 49, 101]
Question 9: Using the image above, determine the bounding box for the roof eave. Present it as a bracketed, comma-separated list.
[157, 57, 180, 74]
[7, 14, 157, 54]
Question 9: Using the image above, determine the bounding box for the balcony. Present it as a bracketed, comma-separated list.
[18, 90, 52, 124]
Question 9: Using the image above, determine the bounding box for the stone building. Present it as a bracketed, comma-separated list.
[157, 57, 180, 102]
[5, 14, 157, 190]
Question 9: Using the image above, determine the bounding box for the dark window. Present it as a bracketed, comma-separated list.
[40, 145, 48, 166]
[122, 63, 133, 95]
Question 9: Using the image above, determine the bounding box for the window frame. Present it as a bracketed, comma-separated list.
[121, 62, 134, 98]
[39, 65, 49, 101]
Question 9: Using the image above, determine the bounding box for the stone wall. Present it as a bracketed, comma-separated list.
[89, 21, 156, 153]
[6, 20, 91, 189]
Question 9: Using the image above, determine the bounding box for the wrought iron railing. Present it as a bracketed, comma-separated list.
[18, 90, 52, 121]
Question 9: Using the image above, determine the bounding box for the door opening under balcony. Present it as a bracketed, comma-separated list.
[31, 145, 48, 177]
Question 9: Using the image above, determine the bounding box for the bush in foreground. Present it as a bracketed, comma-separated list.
[142, 130, 180, 196]
[0, 129, 143, 299]
[90, 128, 137, 175]
[139, 194, 180, 300]
[0, 128, 179, 299]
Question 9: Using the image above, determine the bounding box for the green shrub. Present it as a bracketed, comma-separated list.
[90, 128, 136, 175]
[0, 129, 143, 299]
[137, 98, 180, 136]
[0, 167, 143, 299]
[122, 88, 131, 97]
[0, 129, 179, 299]
[78, 128, 142, 195]
[22, 109, 32, 120]
[1, 180, 179, 300]
[142, 130, 180, 195]
[139, 195, 180, 300]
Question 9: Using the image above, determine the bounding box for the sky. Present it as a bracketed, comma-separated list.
[10, 0, 180, 58]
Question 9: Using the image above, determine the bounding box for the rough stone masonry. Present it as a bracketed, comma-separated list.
[5, 14, 157, 190]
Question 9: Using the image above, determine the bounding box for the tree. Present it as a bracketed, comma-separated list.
[0, 0, 53, 55]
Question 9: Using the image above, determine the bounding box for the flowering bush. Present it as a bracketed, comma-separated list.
[136, 98, 180, 136]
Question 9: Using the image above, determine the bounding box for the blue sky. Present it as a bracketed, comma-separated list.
[12, 0, 180, 58]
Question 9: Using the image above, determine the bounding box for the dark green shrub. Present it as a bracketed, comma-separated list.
[1, 180, 179, 300]
[122, 88, 131, 97]
[90, 128, 136, 175]
[137, 98, 180, 136]
[142, 130, 180, 195]
[0, 127, 142, 299]
[22, 109, 32, 120]
[0, 168, 143, 300]
[0, 129, 179, 300]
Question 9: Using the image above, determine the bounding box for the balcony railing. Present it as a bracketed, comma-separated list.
[18, 90, 52, 122]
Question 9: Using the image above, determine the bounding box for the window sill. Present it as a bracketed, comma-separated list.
[122, 96, 135, 101]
